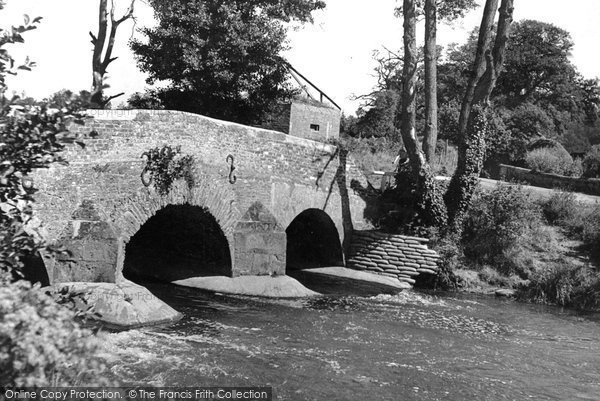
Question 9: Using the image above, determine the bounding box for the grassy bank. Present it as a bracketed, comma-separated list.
[424, 185, 600, 311]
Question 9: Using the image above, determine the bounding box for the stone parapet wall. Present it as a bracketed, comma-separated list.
[500, 164, 600, 196]
[347, 230, 440, 287]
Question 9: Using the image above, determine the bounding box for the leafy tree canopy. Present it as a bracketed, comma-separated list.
[131, 0, 325, 125]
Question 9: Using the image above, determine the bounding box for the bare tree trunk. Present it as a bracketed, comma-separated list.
[423, 0, 438, 163]
[399, 0, 447, 227]
[456, 0, 499, 136]
[445, 0, 515, 231]
[90, 0, 135, 108]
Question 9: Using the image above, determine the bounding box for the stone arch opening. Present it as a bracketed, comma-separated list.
[123, 204, 232, 282]
[286, 209, 344, 271]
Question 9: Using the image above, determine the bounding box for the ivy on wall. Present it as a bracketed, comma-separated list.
[141, 145, 195, 196]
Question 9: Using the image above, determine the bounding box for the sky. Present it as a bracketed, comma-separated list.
[1, 0, 599, 115]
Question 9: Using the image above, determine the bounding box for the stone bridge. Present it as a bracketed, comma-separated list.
[30, 109, 374, 286]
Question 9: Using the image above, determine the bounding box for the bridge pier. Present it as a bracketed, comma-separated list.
[233, 202, 286, 277]
[46, 201, 119, 284]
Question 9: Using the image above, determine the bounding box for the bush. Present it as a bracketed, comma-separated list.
[0, 273, 111, 386]
[417, 230, 462, 290]
[582, 145, 600, 178]
[342, 136, 399, 173]
[462, 184, 543, 276]
[542, 191, 579, 224]
[525, 147, 579, 176]
[520, 263, 600, 311]
[541, 191, 600, 264]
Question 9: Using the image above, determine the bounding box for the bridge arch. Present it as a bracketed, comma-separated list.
[123, 204, 232, 282]
[285, 208, 344, 271]
[112, 178, 240, 280]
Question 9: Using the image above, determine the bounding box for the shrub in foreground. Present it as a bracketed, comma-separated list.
[0, 273, 111, 387]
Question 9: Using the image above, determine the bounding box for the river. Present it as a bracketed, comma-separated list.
[101, 283, 600, 400]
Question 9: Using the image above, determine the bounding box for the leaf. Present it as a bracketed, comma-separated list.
[24, 14, 30, 25]
[75, 141, 86, 149]
[33, 16, 43, 24]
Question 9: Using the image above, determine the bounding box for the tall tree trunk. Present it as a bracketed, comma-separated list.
[90, 0, 135, 108]
[399, 0, 447, 227]
[445, 0, 515, 231]
[456, 0, 499, 137]
[423, 0, 438, 163]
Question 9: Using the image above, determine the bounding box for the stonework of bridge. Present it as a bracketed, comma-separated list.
[30, 109, 373, 285]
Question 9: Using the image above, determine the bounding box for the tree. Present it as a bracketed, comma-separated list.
[422, 0, 477, 162]
[396, 0, 514, 230]
[423, 0, 438, 162]
[90, 0, 136, 108]
[440, 19, 600, 168]
[131, 0, 325, 125]
[445, 0, 514, 229]
[46, 89, 93, 110]
[398, 0, 447, 227]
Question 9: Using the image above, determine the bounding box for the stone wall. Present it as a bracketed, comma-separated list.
[500, 164, 600, 196]
[289, 102, 341, 142]
[31, 109, 371, 283]
[347, 230, 440, 287]
[257, 103, 291, 134]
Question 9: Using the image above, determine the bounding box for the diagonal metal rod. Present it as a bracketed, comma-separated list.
[284, 62, 342, 110]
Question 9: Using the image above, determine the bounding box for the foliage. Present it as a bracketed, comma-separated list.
[437, 20, 600, 168]
[525, 147, 579, 176]
[354, 90, 401, 140]
[0, 272, 111, 386]
[0, 5, 113, 388]
[461, 184, 543, 275]
[340, 136, 399, 173]
[396, 0, 478, 21]
[141, 145, 195, 196]
[0, 12, 87, 276]
[418, 229, 463, 290]
[432, 141, 458, 176]
[540, 191, 600, 264]
[582, 145, 600, 178]
[45, 89, 93, 110]
[0, 8, 40, 93]
[131, 0, 324, 125]
[520, 263, 600, 311]
[542, 190, 579, 224]
[127, 91, 164, 110]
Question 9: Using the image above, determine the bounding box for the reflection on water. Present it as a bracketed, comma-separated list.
[101, 284, 600, 400]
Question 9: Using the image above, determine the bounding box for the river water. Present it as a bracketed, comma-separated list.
[102, 284, 600, 400]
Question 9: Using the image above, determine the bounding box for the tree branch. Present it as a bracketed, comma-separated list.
[102, 92, 125, 106]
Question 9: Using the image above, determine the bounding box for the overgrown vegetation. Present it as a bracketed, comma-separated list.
[418, 185, 600, 311]
[0, 273, 111, 387]
[141, 145, 195, 196]
[525, 147, 581, 177]
[582, 145, 600, 178]
[0, 7, 111, 386]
